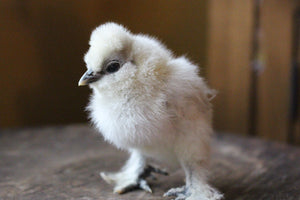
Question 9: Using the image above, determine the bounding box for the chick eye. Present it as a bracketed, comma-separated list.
[106, 61, 120, 73]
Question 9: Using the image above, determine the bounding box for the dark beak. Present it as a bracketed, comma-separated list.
[78, 69, 101, 86]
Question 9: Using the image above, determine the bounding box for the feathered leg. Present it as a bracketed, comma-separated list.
[164, 158, 222, 200]
[164, 132, 223, 200]
[182, 160, 223, 200]
[100, 150, 167, 194]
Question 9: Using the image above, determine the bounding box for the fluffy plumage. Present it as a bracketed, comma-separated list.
[80, 22, 222, 200]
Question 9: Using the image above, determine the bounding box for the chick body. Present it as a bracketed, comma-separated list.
[81, 23, 222, 200]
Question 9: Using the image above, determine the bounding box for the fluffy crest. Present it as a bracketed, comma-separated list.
[84, 22, 133, 72]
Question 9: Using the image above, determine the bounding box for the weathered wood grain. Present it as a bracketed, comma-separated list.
[207, 0, 254, 135]
[0, 125, 299, 200]
[255, 0, 295, 142]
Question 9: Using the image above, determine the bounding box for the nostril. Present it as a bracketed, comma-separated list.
[87, 71, 94, 76]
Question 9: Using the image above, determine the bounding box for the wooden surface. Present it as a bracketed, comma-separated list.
[0, 124, 300, 200]
[207, 0, 254, 135]
[255, 0, 295, 142]
[207, 0, 300, 144]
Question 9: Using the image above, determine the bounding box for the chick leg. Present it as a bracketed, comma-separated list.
[100, 150, 167, 194]
[164, 160, 222, 200]
[163, 186, 187, 200]
[182, 160, 223, 200]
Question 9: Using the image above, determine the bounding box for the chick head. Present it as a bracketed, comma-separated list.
[79, 22, 173, 92]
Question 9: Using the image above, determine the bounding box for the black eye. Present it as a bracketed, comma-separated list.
[106, 61, 120, 73]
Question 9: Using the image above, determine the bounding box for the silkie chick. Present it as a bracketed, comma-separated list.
[79, 22, 222, 200]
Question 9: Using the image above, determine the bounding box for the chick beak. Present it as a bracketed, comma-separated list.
[78, 69, 100, 86]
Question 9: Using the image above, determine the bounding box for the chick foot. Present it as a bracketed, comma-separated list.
[164, 185, 223, 200]
[184, 186, 223, 200]
[100, 165, 168, 194]
[164, 186, 188, 200]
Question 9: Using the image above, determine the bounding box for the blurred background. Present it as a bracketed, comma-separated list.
[0, 0, 299, 145]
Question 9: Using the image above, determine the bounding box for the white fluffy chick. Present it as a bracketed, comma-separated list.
[78, 22, 222, 200]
